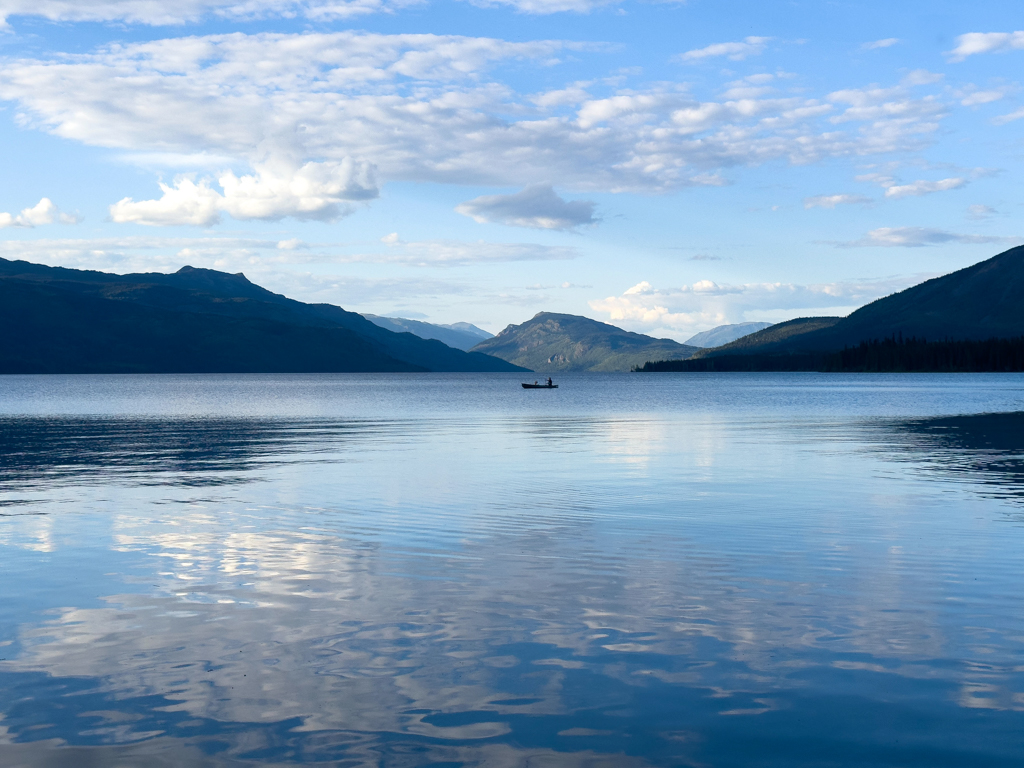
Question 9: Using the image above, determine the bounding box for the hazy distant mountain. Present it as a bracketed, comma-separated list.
[362, 315, 492, 352]
[438, 322, 493, 341]
[470, 312, 699, 372]
[684, 322, 773, 348]
[0, 258, 524, 374]
[696, 244, 1024, 359]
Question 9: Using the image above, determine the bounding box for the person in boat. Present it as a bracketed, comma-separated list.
[547, 377, 552, 386]
[534, 381, 539, 385]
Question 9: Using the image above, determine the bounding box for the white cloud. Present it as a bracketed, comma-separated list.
[676, 37, 771, 63]
[993, 107, 1024, 125]
[0, 233, 577, 275]
[110, 160, 378, 226]
[0, 32, 954, 202]
[857, 173, 967, 200]
[840, 227, 1019, 248]
[456, 184, 597, 230]
[462, 0, 621, 12]
[863, 38, 900, 50]
[827, 84, 945, 129]
[345, 238, 581, 266]
[0, 197, 77, 228]
[948, 31, 1024, 62]
[0, 0, 418, 26]
[804, 194, 872, 209]
[882, 177, 966, 199]
[901, 69, 944, 86]
[588, 276, 919, 335]
[966, 204, 997, 220]
[960, 90, 1005, 106]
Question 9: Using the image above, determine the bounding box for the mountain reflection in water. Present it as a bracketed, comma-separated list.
[1, 374, 1024, 767]
[0, 416, 414, 491]
[878, 412, 1024, 502]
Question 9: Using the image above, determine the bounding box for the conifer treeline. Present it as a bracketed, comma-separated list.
[635, 336, 1024, 373]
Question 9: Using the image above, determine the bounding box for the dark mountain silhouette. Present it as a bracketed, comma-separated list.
[362, 314, 492, 351]
[470, 311, 699, 372]
[0, 258, 524, 373]
[694, 245, 1024, 359]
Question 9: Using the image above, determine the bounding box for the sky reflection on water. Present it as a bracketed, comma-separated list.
[1, 374, 1024, 767]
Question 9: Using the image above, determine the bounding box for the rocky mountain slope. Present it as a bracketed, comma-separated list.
[470, 312, 699, 372]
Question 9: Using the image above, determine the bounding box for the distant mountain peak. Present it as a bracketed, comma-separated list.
[470, 311, 698, 372]
[685, 321, 773, 348]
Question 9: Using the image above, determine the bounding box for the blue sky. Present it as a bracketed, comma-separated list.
[0, 0, 1021, 339]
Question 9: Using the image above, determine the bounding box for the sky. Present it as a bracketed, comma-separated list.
[0, 0, 1021, 340]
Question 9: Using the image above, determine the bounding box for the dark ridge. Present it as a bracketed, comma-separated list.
[0, 257, 526, 374]
[693, 244, 1024, 359]
[636, 336, 1024, 373]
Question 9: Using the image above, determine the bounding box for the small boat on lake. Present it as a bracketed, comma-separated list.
[522, 380, 558, 389]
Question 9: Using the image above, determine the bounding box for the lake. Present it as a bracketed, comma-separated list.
[1, 373, 1024, 767]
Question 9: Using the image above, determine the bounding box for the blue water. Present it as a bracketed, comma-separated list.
[1, 373, 1024, 766]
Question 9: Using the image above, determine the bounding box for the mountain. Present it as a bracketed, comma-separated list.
[0, 258, 525, 374]
[684, 322, 773, 348]
[362, 315, 492, 352]
[439, 322, 493, 342]
[694, 317, 843, 357]
[696, 244, 1024, 359]
[469, 312, 699, 372]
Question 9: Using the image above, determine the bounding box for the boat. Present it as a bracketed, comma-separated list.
[522, 382, 558, 389]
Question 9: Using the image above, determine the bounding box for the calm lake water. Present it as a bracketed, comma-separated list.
[2, 373, 1024, 767]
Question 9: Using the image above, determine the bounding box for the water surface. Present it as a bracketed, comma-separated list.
[1, 373, 1023, 767]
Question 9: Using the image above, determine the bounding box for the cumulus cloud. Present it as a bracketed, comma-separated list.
[948, 31, 1024, 62]
[0, 197, 78, 228]
[675, 37, 771, 63]
[840, 227, 1019, 248]
[455, 184, 597, 230]
[0, 0, 417, 26]
[588, 276, 917, 335]
[110, 160, 378, 226]
[0, 31, 954, 201]
[863, 38, 900, 50]
[804, 194, 872, 209]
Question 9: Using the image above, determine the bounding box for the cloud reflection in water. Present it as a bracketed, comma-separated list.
[2, 388, 1024, 765]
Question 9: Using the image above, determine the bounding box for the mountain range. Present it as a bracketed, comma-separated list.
[0, 259, 523, 374]
[469, 312, 699, 372]
[362, 315, 492, 352]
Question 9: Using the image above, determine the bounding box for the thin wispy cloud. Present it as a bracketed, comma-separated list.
[675, 36, 771, 63]
[863, 38, 900, 50]
[856, 174, 968, 199]
[804, 194, 872, 209]
[839, 227, 1019, 248]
